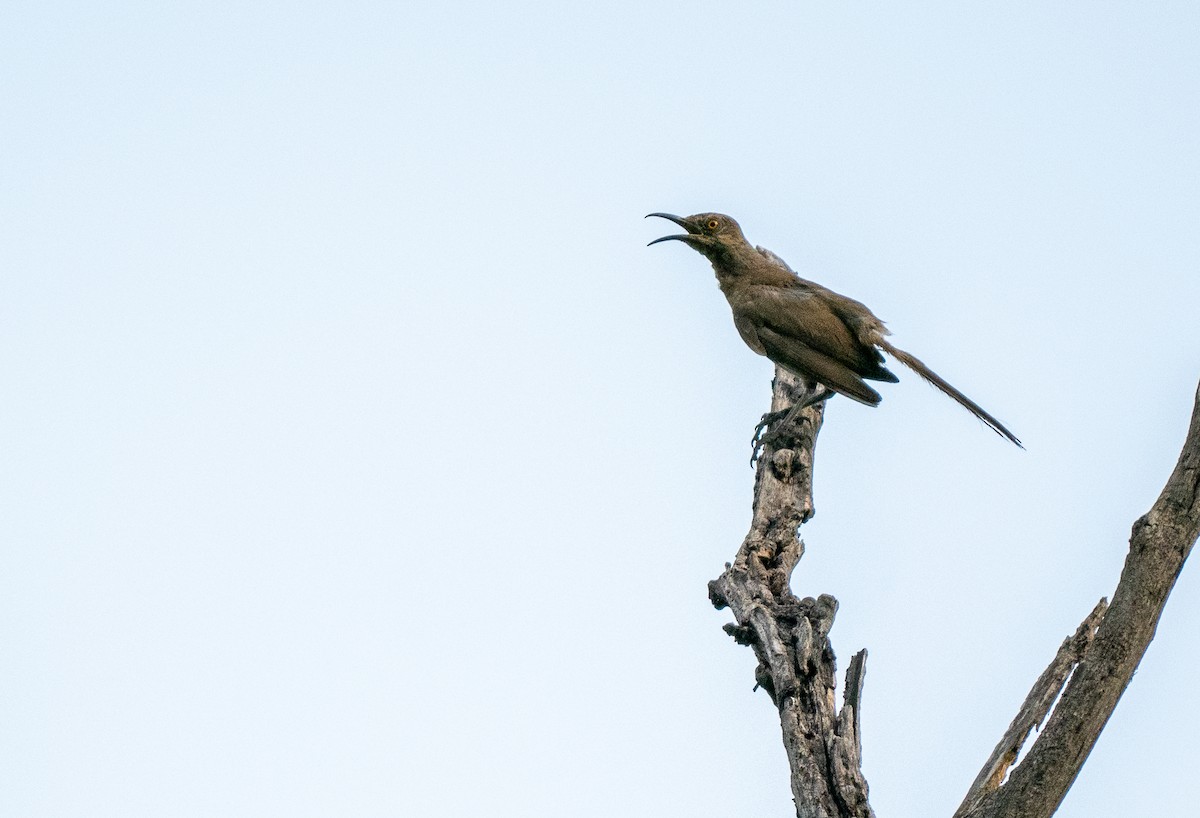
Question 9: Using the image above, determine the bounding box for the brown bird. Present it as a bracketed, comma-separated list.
[647, 211, 1021, 448]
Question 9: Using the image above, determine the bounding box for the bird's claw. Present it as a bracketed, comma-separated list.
[753, 409, 788, 441]
[751, 409, 793, 466]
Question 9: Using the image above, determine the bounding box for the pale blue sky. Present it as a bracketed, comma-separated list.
[3, 2, 1199, 816]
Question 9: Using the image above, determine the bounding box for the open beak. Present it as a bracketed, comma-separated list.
[645, 212, 699, 246]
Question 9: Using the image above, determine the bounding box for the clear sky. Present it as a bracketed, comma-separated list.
[3, 2, 1199, 816]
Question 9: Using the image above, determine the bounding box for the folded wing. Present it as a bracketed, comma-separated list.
[755, 326, 883, 406]
[733, 284, 898, 401]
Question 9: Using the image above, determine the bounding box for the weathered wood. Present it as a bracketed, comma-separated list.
[953, 600, 1107, 818]
[709, 366, 873, 818]
[958, 380, 1200, 818]
[710, 371, 1200, 818]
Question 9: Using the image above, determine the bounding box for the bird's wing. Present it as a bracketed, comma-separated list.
[739, 285, 897, 382]
[755, 326, 883, 406]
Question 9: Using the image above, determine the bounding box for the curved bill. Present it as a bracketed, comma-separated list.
[645, 212, 696, 246]
[647, 234, 690, 246]
[645, 212, 690, 228]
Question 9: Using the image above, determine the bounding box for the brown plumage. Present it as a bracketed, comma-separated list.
[647, 211, 1021, 447]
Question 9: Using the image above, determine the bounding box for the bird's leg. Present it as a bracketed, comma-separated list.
[752, 409, 792, 445]
[751, 385, 834, 465]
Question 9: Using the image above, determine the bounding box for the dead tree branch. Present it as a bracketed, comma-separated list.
[709, 367, 872, 818]
[958, 379, 1200, 818]
[709, 372, 1200, 818]
[953, 600, 1108, 818]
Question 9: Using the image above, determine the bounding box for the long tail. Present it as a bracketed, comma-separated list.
[878, 340, 1023, 448]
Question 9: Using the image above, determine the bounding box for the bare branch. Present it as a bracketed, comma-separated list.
[713, 368, 1200, 818]
[961, 380, 1200, 818]
[953, 599, 1107, 818]
[709, 367, 873, 818]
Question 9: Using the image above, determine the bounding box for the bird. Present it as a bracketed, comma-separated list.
[646, 211, 1022, 450]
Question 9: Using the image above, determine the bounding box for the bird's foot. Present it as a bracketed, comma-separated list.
[752, 409, 790, 444]
[751, 409, 799, 466]
[750, 388, 834, 466]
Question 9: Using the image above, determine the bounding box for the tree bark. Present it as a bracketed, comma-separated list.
[709, 367, 872, 818]
[710, 372, 1200, 818]
[957, 379, 1200, 818]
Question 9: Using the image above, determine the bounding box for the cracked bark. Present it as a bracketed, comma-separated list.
[708, 371, 1200, 818]
[709, 367, 873, 818]
[957, 378, 1200, 818]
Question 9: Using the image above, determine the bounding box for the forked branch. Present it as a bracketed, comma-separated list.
[709, 367, 872, 818]
[710, 372, 1200, 818]
[957, 379, 1200, 818]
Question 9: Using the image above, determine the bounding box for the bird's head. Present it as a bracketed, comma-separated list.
[646, 212, 748, 260]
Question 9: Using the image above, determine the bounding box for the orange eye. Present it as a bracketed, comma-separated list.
[707, 219, 719, 230]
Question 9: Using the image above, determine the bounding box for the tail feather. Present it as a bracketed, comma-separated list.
[878, 340, 1023, 448]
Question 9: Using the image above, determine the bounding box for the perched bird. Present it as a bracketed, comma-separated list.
[647, 211, 1021, 448]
